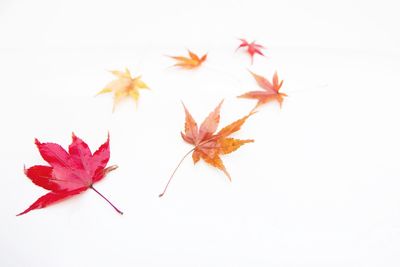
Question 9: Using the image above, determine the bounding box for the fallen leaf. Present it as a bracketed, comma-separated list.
[97, 68, 149, 111]
[238, 71, 287, 110]
[169, 50, 207, 69]
[18, 133, 123, 216]
[159, 101, 254, 197]
[236, 38, 266, 64]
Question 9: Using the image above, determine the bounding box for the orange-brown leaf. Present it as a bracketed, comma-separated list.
[160, 101, 253, 197]
[250, 71, 275, 93]
[181, 101, 223, 145]
[169, 50, 207, 69]
[218, 138, 254, 155]
[180, 103, 254, 176]
[217, 112, 254, 138]
[197, 148, 231, 181]
[192, 149, 201, 163]
[238, 71, 286, 109]
[198, 100, 223, 141]
[182, 103, 198, 145]
[188, 50, 199, 61]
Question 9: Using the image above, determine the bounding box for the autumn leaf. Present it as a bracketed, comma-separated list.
[159, 101, 254, 197]
[17, 133, 123, 216]
[169, 50, 207, 69]
[97, 68, 149, 111]
[238, 71, 287, 110]
[236, 38, 266, 64]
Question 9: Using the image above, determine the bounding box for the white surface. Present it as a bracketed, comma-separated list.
[1, 0, 400, 266]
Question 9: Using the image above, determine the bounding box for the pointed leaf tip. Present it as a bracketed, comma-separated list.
[34, 138, 41, 146]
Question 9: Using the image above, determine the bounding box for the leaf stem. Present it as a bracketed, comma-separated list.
[90, 185, 123, 215]
[159, 148, 195, 198]
[104, 165, 119, 175]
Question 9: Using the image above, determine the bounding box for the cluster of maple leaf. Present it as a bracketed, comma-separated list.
[19, 39, 287, 215]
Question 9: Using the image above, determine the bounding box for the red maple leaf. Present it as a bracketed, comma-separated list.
[238, 71, 287, 110]
[236, 38, 266, 64]
[18, 133, 123, 216]
[159, 101, 254, 197]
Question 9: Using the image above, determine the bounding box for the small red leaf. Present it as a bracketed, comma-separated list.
[236, 38, 266, 64]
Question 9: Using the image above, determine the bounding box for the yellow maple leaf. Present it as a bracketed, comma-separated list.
[97, 68, 149, 111]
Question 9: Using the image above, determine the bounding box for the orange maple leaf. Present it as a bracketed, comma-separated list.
[96, 68, 149, 111]
[238, 71, 287, 110]
[159, 100, 254, 197]
[169, 50, 207, 69]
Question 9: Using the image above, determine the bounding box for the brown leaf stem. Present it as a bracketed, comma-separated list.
[158, 148, 195, 198]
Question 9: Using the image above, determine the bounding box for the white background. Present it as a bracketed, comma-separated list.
[1, 0, 400, 266]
